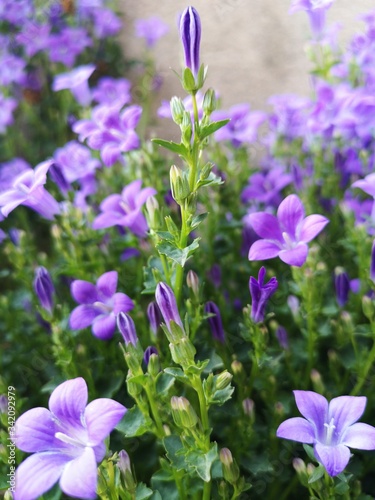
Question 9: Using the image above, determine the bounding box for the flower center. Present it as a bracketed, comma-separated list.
[55, 431, 86, 448]
[282, 231, 295, 249]
[17, 182, 31, 194]
[324, 417, 336, 445]
[93, 301, 113, 313]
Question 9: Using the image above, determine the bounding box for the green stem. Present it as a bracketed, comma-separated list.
[351, 337, 375, 396]
[144, 383, 165, 438]
[202, 479, 212, 500]
[192, 374, 210, 445]
[175, 203, 189, 306]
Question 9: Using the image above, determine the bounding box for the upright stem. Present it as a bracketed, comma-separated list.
[175, 203, 189, 306]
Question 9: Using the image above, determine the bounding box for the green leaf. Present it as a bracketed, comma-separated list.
[199, 119, 230, 141]
[190, 213, 208, 231]
[303, 444, 316, 463]
[157, 238, 200, 267]
[150, 470, 179, 500]
[155, 231, 176, 244]
[196, 172, 224, 189]
[207, 385, 235, 406]
[149, 493, 163, 500]
[185, 442, 218, 481]
[152, 139, 188, 156]
[334, 481, 350, 495]
[308, 464, 325, 484]
[116, 406, 153, 437]
[156, 372, 175, 395]
[164, 367, 190, 383]
[127, 374, 149, 386]
[142, 256, 164, 294]
[164, 435, 188, 471]
[182, 67, 197, 92]
[135, 483, 154, 499]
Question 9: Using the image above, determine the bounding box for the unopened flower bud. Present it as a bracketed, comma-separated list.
[33, 266, 54, 313]
[170, 165, 190, 202]
[362, 295, 375, 321]
[147, 301, 162, 336]
[276, 326, 289, 350]
[310, 369, 325, 394]
[171, 396, 199, 428]
[216, 371, 233, 391]
[204, 301, 225, 343]
[179, 6, 201, 78]
[117, 312, 138, 346]
[306, 463, 315, 476]
[293, 457, 306, 475]
[118, 450, 136, 491]
[334, 268, 350, 308]
[371, 240, 375, 282]
[170, 96, 185, 125]
[145, 196, 160, 230]
[231, 360, 243, 375]
[203, 88, 216, 116]
[242, 398, 255, 421]
[169, 337, 196, 366]
[186, 270, 200, 299]
[181, 111, 193, 145]
[155, 282, 184, 335]
[220, 448, 239, 485]
[0, 395, 7, 414]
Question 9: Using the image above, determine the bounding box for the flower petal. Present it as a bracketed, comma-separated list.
[113, 292, 134, 314]
[299, 214, 329, 243]
[276, 417, 315, 443]
[294, 391, 328, 440]
[247, 212, 283, 241]
[70, 304, 100, 330]
[85, 398, 127, 445]
[277, 194, 305, 237]
[279, 243, 308, 267]
[59, 447, 97, 499]
[71, 280, 98, 304]
[314, 443, 351, 477]
[14, 452, 69, 500]
[342, 422, 375, 450]
[92, 314, 116, 340]
[48, 378, 88, 423]
[328, 395, 367, 435]
[15, 408, 55, 452]
[248, 240, 281, 261]
[101, 142, 122, 167]
[97, 270, 117, 298]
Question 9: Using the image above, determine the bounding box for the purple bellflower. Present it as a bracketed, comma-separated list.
[53, 140, 100, 187]
[92, 77, 132, 109]
[92, 180, 156, 237]
[0, 159, 60, 220]
[14, 377, 126, 500]
[276, 326, 289, 350]
[179, 6, 201, 77]
[91, 8, 122, 39]
[0, 92, 17, 134]
[276, 390, 375, 477]
[49, 27, 92, 67]
[34, 266, 54, 313]
[352, 173, 375, 220]
[69, 271, 134, 340]
[73, 104, 142, 166]
[135, 16, 169, 47]
[289, 0, 334, 38]
[117, 312, 138, 346]
[249, 267, 278, 323]
[334, 269, 350, 307]
[16, 21, 50, 58]
[155, 282, 184, 332]
[248, 194, 329, 267]
[0, 52, 26, 87]
[147, 301, 162, 335]
[52, 65, 95, 107]
[204, 301, 225, 343]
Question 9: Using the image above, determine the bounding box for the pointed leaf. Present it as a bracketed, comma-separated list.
[152, 139, 188, 156]
[199, 119, 230, 141]
[116, 405, 154, 437]
[185, 443, 218, 481]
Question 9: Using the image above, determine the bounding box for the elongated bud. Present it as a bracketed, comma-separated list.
[169, 337, 196, 365]
[0, 395, 7, 414]
[33, 266, 54, 313]
[242, 398, 255, 421]
[216, 370, 232, 391]
[334, 268, 350, 308]
[145, 196, 160, 230]
[203, 88, 216, 116]
[293, 457, 306, 475]
[310, 369, 325, 394]
[171, 396, 199, 428]
[362, 295, 374, 322]
[118, 450, 136, 492]
[155, 282, 184, 332]
[179, 6, 201, 78]
[170, 96, 185, 125]
[187, 270, 200, 299]
[220, 448, 239, 485]
[170, 165, 190, 202]
[204, 301, 225, 343]
[147, 301, 162, 335]
[276, 326, 289, 350]
[181, 110, 192, 145]
[117, 312, 138, 346]
[371, 240, 375, 282]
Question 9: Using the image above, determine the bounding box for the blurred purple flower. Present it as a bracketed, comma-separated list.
[53, 141, 100, 188]
[49, 27, 91, 67]
[92, 77, 132, 109]
[0, 160, 60, 220]
[179, 6, 201, 77]
[135, 16, 169, 47]
[0, 93, 17, 134]
[371, 240, 375, 282]
[289, 0, 334, 38]
[93, 180, 156, 237]
[52, 65, 95, 107]
[16, 21, 50, 58]
[73, 104, 142, 166]
[207, 264, 221, 288]
[0, 53, 26, 86]
[0, 0, 33, 26]
[248, 194, 329, 267]
[241, 165, 292, 209]
[276, 326, 289, 349]
[120, 247, 141, 261]
[334, 269, 350, 307]
[69, 271, 134, 340]
[249, 267, 278, 323]
[277, 390, 375, 476]
[92, 8, 122, 38]
[34, 267, 54, 313]
[204, 301, 225, 343]
[14, 377, 126, 500]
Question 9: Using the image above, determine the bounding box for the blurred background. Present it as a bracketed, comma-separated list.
[119, 0, 374, 132]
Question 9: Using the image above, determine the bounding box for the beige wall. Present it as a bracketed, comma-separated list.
[119, 1, 374, 131]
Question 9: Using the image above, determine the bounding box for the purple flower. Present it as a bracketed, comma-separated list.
[0, 0, 33, 26]
[334, 269, 350, 308]
[117, 312, 138, 346]
[276, 326, 289, 350]
[34, 267, 54, 313]
[289, 0, 334, 38]
[241, 165, 292, 209]
[16, 21, 50, 58]
[147, 301, 162, 335]
[276, 390, 375, 476]
[371, 240, 375, 282]
[352, 173, 375, 219]
[204, 301, 225, 343]
[14, 377, 126, 500]
[135, 16, 169, 47]
[73, 104, 142, 166]
[249, 267, 278, 323]
[52, 65, 95, 107]
[69, 271, 134, 340]
[92, 77, 132, 109]
[49, 27, 91, 67]
[93, 180, 156, 237]
[0, 160, 60, 220]
[0, 52, 26, 87]
[53, 141, 100, 186]
[248, 194, 329, 267]
[0, 93, 17, 134]
[92, 8, 122, 39]
[179, 6, 201, 77]
[155, 282, 184, 332]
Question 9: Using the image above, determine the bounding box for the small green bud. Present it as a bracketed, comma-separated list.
[4, 491, 13, 500]
[215, 371, 233, 391]
[118, 450, 136, 492]
[274, 401, 284, 416]
[231, 360, 243, 375]
[203, 88, 216, 116]
[170, 96, 185, 125]
[186, 270, 200, 299]
[169, 336, 196, 366]
[181, 110, 192, 145]
[126, 370, 143, 398]
[171, 396, 199, 428]
[242, 398, 255, 421]
[292, 458, 306, 475]
[362, 295, 374, 321]
[145, 196, 160, 230]
[310, 369, 325, 394]
[306, 463, 315, 476]
[220, 448, 240, 485]
[199, 162, 213, 181]
[147, 353, 160, 378]
[170, 165, 190, 203]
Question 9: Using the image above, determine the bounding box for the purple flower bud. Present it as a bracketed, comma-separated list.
[155, 282, 183, 330]
[33, 266, 54, 313]
[371, 240, 375, 282]
[143, 346, 158, 366]
[0, 395, 7, 414]
[204, 301, 225, 343]
[249, 267, 278, 323]
[118, 450, 131, 474]
[276, 326, 289, 350]
[207, 264, 221, 288]
[117, 312, 138, 346]
[179, 6, 201, 77]
[334, 269, 350, 308]
[147, 301, 162, 335]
